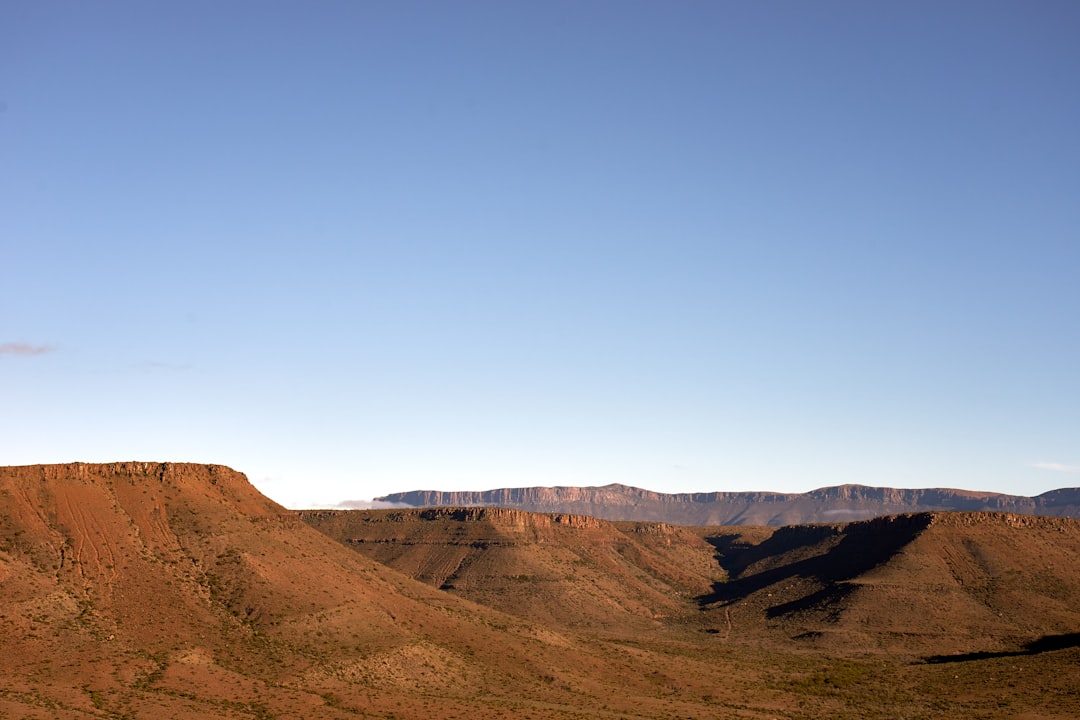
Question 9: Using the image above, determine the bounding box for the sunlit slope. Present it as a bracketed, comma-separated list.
[300, 506, 722, 633]
[0, 463, 735, 719]
[5, 463, 1078, 719]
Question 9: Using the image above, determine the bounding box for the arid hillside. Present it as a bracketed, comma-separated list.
[3, 463, 1079, 720]
[304, 504, 1080, 657]
[375, 482, 1080, 525]
[299, 507, 722, 633]
[0, 462, 761, 719]
[309, 503, 1080, 718]
[695, 512, 1080, 655]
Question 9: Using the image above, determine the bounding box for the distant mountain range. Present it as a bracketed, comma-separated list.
[375, 483, 1080, 525]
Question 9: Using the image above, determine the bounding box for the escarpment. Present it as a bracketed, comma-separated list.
[376, 483, 1080, 525]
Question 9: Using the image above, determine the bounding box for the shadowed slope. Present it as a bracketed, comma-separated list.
[698, 512, 1080, 655]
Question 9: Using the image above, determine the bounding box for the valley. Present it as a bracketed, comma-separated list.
[2, 463, 1078, 719]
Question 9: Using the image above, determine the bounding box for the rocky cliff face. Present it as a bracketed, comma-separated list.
[375, 483, 1080, 526]
[298, 505, 607, 534]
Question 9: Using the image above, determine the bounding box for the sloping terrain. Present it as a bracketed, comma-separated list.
[697, 512, 1080, 656]
[0, 462, 535, 718]
[299, 507, 722, 633]
[309, 502, 1080, 718]
[3, 463, 1079, 720]
[374, 482, 1080, 525]
[0, 462, 775, 719]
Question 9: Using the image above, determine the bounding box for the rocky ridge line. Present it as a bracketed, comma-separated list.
[375, 483, 1080, 526]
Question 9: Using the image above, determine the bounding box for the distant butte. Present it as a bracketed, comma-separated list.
[374, 482, 1080, 525]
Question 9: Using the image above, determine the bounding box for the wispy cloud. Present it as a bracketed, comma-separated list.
[0, 342, 53, 356]
[1031, 462, 1080, 473]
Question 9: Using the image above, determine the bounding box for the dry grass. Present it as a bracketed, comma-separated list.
[2, 463, 1078, 719]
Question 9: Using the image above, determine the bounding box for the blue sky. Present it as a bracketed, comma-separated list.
[3, 1, 1078, 508]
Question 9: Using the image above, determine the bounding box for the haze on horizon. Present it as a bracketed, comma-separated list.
[2, 1, 1078, 509]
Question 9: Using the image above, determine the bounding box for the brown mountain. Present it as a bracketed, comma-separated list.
[0, 462, 763, 719]
[4, 462, 1080, 719]
[299, 507, 722, 633]
[375, 482, 1080, 525]
[695, 512, 1080, 655]
[308, 503, 1080, 717]
[305, 505, 1080, 655]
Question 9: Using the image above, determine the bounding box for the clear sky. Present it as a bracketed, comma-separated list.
[3, 1, 1078, 508]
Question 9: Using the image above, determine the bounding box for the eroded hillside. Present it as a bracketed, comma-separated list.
[697, 512, 1080, 655]
[0, 463, 757, 718]
[299, 506, 722, 632]
[3, 463, 1079, 720]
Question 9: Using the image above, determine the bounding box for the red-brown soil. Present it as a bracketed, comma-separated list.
[299, 507, 722, 633]
[3, 463, 1079, 719]
[695, 513, 1080, 656]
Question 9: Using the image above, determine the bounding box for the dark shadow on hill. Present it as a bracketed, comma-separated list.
[698, 514, 933, 617]
[703, 524, 838, 580]
[924, 633, 1080, 664]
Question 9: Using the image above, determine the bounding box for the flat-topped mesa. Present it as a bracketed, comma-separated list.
[8, 461, 247, 487]
[376, 483, 1080, 525]
[1, 462, 286, 521]
[806, 484, 1041, 509]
